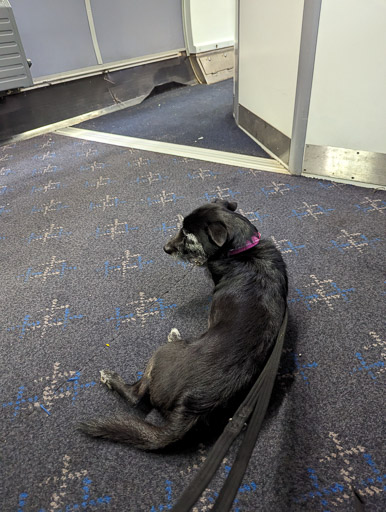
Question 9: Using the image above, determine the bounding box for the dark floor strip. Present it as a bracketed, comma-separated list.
[77, 80, 270, 158]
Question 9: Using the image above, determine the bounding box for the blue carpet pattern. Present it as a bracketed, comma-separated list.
[0, 132, 385, 512]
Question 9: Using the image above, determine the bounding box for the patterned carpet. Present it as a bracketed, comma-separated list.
[0, 131, 385, 511]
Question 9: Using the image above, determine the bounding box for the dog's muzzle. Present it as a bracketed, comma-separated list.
[163, 241, 175, 255]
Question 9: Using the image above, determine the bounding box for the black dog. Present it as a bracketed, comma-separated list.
[79, 200, 288, 450]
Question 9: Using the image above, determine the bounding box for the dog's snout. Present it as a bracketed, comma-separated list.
[163, 241, 174, 254]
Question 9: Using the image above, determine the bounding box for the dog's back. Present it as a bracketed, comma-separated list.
[156, 202, 287, 416]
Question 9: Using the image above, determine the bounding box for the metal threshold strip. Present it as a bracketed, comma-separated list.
[55, 127, 288, 174]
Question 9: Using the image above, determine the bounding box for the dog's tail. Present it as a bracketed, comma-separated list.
[78, 408, 197, 450]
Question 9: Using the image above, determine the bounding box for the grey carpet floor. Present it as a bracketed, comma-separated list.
[0, 132, 385, 512]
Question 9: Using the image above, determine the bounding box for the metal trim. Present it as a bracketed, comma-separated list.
[182, 0, 194, 55]
[27, 49, 185, 88]
[301, 173, 386, 191]
[238, 104, 291, 166]
[289, 0, 322, 175]
[303, 144, 386, 188]
[55, 127, 288, 175]
[233, 0, 240, 123]
[85, 0, 103, 65]
[192, 41, 234, 54]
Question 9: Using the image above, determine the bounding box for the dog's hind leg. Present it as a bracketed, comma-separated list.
[167, 327, 182, 343]
[99, 349, 157, 407]
[100, 370, 150, 407]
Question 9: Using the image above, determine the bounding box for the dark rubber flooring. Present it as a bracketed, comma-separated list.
[77, 80, 270, 158]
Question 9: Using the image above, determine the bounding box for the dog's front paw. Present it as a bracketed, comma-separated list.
[100, 370, 116, 389]
[168, 327, 181, 343]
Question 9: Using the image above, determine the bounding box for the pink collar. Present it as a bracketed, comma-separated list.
[228, 232, 261, 256]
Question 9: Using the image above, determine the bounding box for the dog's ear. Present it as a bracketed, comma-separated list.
[207, 221, 228, 247]
[212, 199, 237, 211]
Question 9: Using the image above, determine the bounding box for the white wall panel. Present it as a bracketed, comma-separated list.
[238, 0, 304, 138]
[183, 0, 235, 53]
[306, 0, 386, 154]
[9, 0, 185, 80]
[91, 0, 185, 64]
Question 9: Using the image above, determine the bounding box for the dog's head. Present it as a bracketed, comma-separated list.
[163, 200, 257, 265]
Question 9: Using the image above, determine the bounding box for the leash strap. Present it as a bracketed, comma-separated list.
[172, 309, 288, 512]
[352, 488, 366, 511]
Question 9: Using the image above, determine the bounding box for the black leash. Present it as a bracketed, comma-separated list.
[172, 309, 288, 512]
[352, 487, 366, 511]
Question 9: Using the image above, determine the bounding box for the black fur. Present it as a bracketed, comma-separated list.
[78, 200, 288, 450]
